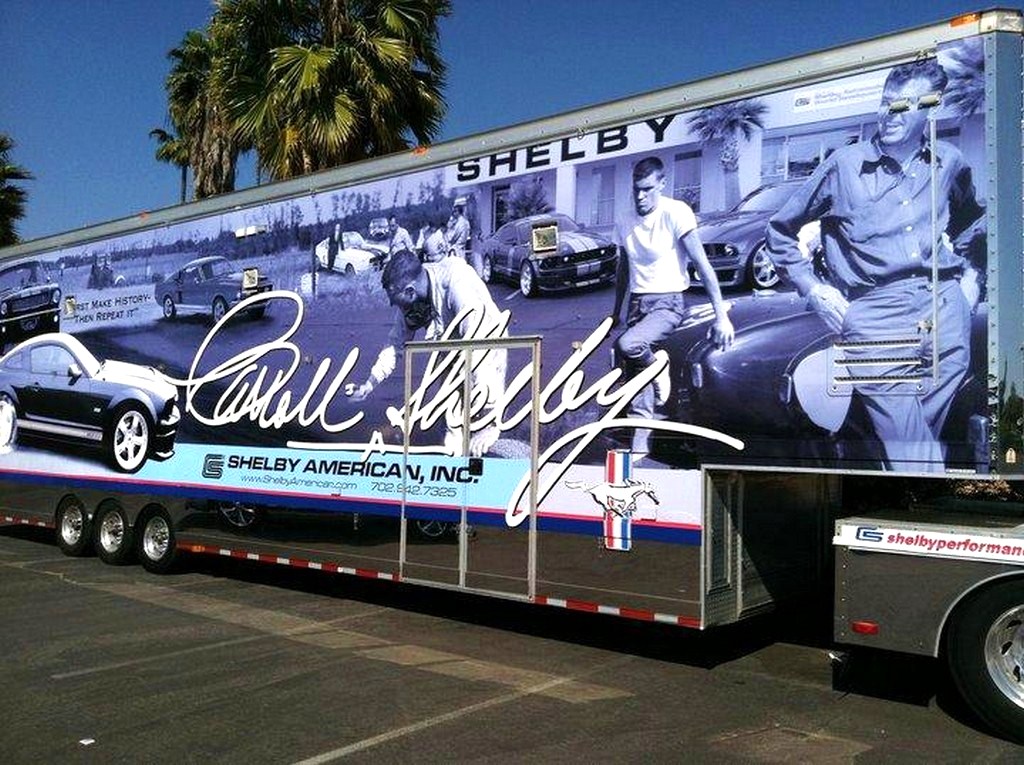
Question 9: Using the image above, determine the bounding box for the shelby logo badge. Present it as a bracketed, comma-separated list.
[202, 454, 225, 480]
[854, 526, 884, 543]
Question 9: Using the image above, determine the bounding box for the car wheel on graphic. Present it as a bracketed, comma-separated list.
[55, 495, 92, 557]
[481, 256, 494, 284]
[747, 243, 780, 289]
[413, 519, 457, 539]
[211, 296, 229, 323]
[107, 404, 150, 473]
[248, 304, 267, 320]
[519, 261, 538, 298]
[94, 504, 134, 565]
[0, 393, 17, 451]
[138, 507, 179, 574]
[217, 501, 261, 529]
[162, 295, 177, 319]
[344, 263, 355, 277]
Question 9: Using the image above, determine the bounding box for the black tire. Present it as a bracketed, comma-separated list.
[162, 295, 177, 319]
[344, 263, 356, 277]
[746, 242, 780, 289]
[107, 404, 151, 473]
[519, 261, 538, 298]
[137, 508, 179, 574]
[0, 392, 17, 451]
[94, 504, 135, 565]
[481, 255, 494, 284]
[248, 304, 267, 320]
[211, 296, 229, 323]
[946, 579, 1024, 743]
[55, 496, 92, 557]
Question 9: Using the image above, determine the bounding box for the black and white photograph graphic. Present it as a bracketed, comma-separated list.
[0, 37, 990, 480]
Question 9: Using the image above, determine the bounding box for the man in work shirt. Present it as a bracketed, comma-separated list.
[387, 216, 414, 254]
[767, 59, 984, 472]
[612, 155, 735, 456]
[348, 250, 507, 457]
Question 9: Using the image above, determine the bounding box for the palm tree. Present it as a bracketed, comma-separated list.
[0, 134, 33, 247]
[165, 29, 239, 199]
[939, 37, 984, 118]
[213, 0, 450, 181]
[149, 127, 190, 204]
[687, 99, 769, 209]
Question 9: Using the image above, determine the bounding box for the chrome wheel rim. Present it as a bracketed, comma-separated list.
[212, 299, 227, 322]
[61, 505, 85, 546]
[984, 604, 1024, 709]
[520, 264, 533, 295]
[163, 297, 174, 318]
[113, 410, 149, 471]
[0, 396, 15, 449]
[751, 247, 779, 288]
[98, 511, 125, 553]
[219, 502, 257, 528]
[142, 515, 170, 561]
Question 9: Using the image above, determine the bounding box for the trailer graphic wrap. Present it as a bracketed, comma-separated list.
[0, 40, 992, 536]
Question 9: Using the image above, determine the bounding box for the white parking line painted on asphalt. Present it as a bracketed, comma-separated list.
[291, 656, 635, 765]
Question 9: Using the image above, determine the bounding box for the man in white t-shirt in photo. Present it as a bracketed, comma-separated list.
[612, 155, 734, 455]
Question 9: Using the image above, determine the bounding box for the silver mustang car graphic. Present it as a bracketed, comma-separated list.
[479, 213, 618, 297]
[0, 333, 180, 472]
[154, 255, 272, 322]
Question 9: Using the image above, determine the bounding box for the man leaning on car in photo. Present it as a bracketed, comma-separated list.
[766, 59, 985, 473]
[612, 155, 735, 457]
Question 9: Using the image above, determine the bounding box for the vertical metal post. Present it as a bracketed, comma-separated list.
[528, 340, 540, 600]
[929, 104, 940, 382]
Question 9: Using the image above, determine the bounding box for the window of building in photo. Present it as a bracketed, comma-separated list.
[589, 165, 616, 226]
[673, 150, 702, 212]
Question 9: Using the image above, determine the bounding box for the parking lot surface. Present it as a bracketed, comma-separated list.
[1, 525, 1020, 763]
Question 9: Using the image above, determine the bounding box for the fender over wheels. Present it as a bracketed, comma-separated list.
[108, 404, 151, 473]
[55, 496, 92, 557]
[946, 579, 1024, 743]
[137, 507, 179, 574]
[519, 261, 538, 298]
[161, 295, 177, 319]
[94, 504, 134, 565]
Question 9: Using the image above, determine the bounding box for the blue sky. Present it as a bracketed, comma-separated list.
[2, 0, 1019, 243]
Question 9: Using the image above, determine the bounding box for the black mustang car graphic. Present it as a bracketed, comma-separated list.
[0, 333, 180, 472]
[479, 213, 618, 297]
[154, 255, 272, 322]
[0, 260, 61, 352]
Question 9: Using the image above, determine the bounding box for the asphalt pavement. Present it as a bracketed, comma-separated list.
[1, 524, 1020, 763]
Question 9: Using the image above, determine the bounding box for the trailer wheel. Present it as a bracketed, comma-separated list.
[138, 508, 178, 574]
[55, 496, 92, 557]
[94, 504, 135, 565]
[946, 579, 1024, 743]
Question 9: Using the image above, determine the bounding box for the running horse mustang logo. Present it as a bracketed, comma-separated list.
[564, 476, 659, 552]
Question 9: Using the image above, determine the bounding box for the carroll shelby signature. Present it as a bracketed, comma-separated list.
[169, 291, 743, 528]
